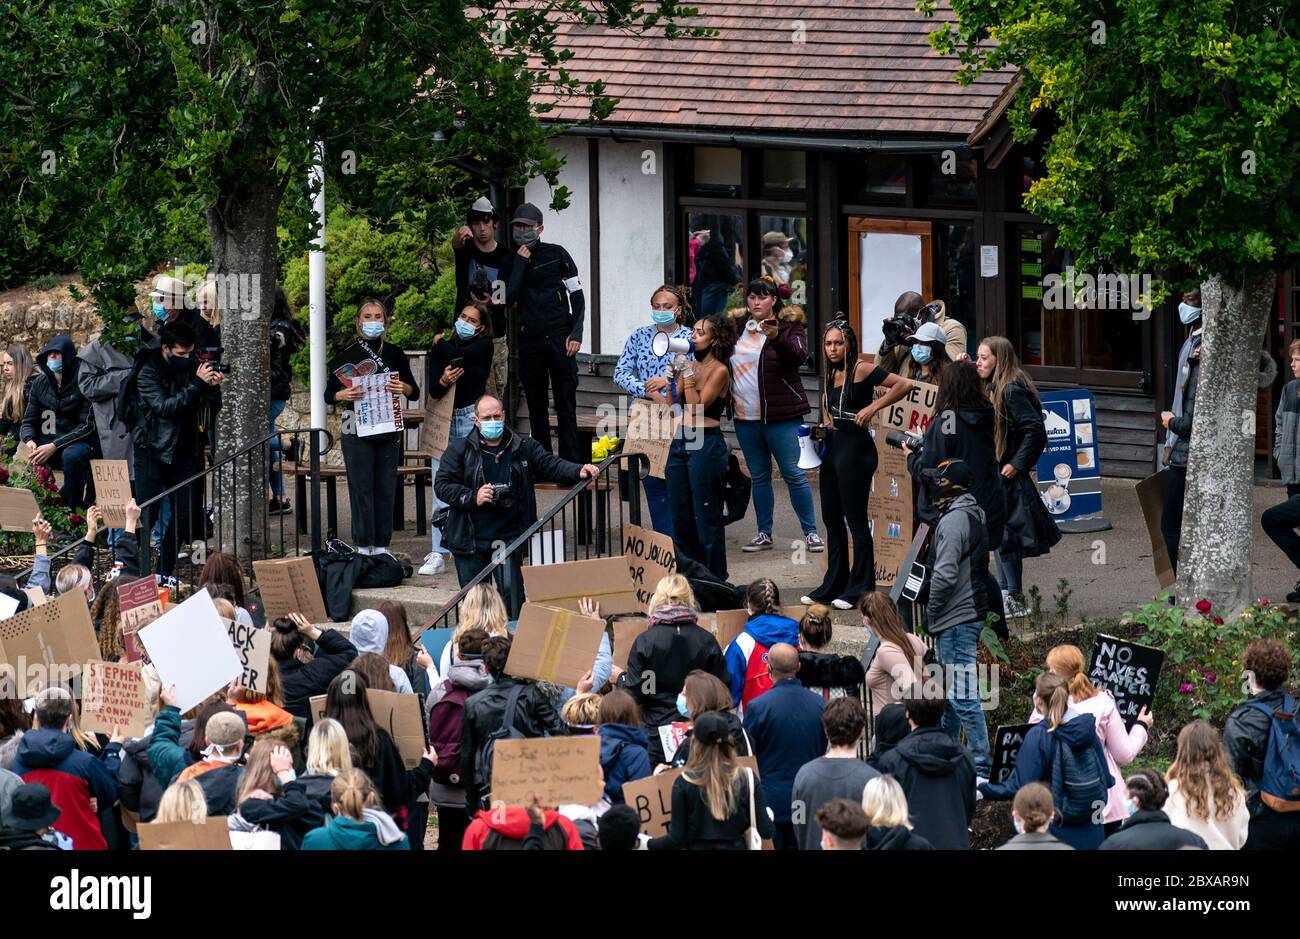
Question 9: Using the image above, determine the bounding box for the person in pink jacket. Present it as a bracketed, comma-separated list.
[1027, 645, 1153, 830]
[861, 593, 929, 717]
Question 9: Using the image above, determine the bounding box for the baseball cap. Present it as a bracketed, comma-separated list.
[692, 711, 733, 746]
[468, 196, 496, 221]
[204, 710, 247, 748]
[511, 203, 543, 225]
[921, 458, 974, 492]
[904, 321, 946, 346]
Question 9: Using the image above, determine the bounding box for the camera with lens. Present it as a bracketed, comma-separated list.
[885, 430, 923, 453]
[197, 346, 232, 374]
[489, 482, 513, 507]
[881, 314, 919, 351]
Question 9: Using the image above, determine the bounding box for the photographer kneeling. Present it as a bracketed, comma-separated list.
[434, 395, 598, 617]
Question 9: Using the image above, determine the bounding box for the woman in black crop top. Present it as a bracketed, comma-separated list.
[802, 321, 912, 609]
[666, 312, 736, 581]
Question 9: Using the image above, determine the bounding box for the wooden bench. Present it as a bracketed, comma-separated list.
[285, 461, 431, 539]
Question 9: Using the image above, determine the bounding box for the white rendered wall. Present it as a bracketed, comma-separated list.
[596, 140, 666, 355]
[524, 138, 592, 351]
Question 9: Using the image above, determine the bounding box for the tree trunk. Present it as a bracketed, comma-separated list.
[1176, 270, 1275, 614]
[207, 178, 283, 562]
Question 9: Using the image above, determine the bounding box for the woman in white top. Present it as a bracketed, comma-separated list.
[1164, 720, 1251, 850]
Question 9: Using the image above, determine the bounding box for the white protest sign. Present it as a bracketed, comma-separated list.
[138, 589, 242, 713]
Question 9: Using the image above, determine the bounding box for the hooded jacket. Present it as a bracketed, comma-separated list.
[1099, 810, 1208, 850]
[11, 728, 122, 851]
[724, 612, 801, 711]
[617, 608, 730, 729]
[276, 629, 358, 723]
[921, 492, 990, 636]
[743, 677, 827, 823]
[462, 805, 585, 850]
[863, 824, 934, 851]
[302, 812, 410, 850]
[728, 307, 810, 423]
[20, 335, 97, 451]
[868, 703, 910, 770]
[875, 726, 976, 850]
[597, 723, 652, 805]
[238, 772, 334, 850]
[910, 403, 1006, 549]
[461, 676, 567, 813]
[118, 717, 195, 823]
[77, 336, 136, 469]
[349, 611, 415, 694]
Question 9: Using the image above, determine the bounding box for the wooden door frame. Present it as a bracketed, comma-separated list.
[846, 217, 934, 348]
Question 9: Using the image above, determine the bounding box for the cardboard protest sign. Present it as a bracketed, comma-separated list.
[489, 736, 602, 808]
[610, 614, 648, 672]
[623, 524, 677, 608]
[23, 586, 47, 607]
[658, 722, 690, 763]
[1135, 470, 1176, 589]
[1088, 635, 1164, 730]
[991, 723, 1033, 785]
[624, 755, 762, 840]
[82, 660, 150, 739]
[138, 589, 243, 714]
[310, 694, 326, 726]
[506, 603, 607, 688]
[523, 555, 640, 615]
[253, 557, 328, 625]
[420, 391, 455, 461]
[0, 486, 38, 532]
[712, 610, 749, 651]
[118, 576, 164, 636]
[0, 589, 101, 689]
[310, 690, 426, 768]
[624, 399, 675, 479]
[868, 379, 937, 588]
[137, 817, 232, 851]
[226, 619, 271, 694]
[89, 459, 132, 528]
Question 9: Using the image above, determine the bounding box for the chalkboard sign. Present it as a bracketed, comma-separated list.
[1088, 635, 1163, 730]
[991, 723, 1033, 785]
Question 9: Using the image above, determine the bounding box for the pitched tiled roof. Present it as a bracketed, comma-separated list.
[532, 0, 1016, 138]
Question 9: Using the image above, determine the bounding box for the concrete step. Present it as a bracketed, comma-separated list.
[349, 579, 462, 625]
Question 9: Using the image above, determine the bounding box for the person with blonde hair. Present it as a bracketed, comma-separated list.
[1164, 720, 1250, 849]
[796, 603, 866, 703]
[196, 278, 221, 329]
[0, 344, 35, 454]
[155, 779, 208, 825]
[998, 782, 1072, 850]
[227, 738, 295, 848]
[237, 718, 351, 850]
[980, 672, 1113, 849]
[301, 769, 409, 850]
[561, 693, 603, 733]
[617, 574, 729, 764]
[437, 582, 510, 677]
[861, 774, 932, 850]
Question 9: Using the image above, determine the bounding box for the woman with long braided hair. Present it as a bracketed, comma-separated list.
[721, 578, 799, 714]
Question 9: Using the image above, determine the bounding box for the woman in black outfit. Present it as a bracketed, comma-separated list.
[803, 321, 912, 609]
[324, 298, 419, 555]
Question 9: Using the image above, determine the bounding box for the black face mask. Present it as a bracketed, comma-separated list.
[170, 355, 192, 370]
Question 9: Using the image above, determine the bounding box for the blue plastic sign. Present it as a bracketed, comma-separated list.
[1035, 389, 1104, 525]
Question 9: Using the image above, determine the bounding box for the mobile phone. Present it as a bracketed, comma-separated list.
[450, 357, 464, 369]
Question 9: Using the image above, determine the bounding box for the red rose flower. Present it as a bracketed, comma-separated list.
[1260, 598, 1270, 607]
[69, 514, 84, 527]
[0, 466, 8, 485]
[1212, 616, 1224, 625]
[1195, 599, 1212, 615]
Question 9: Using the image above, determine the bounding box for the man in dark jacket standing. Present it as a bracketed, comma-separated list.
[434, 394, 597, 617]
[461, 636, 568, 814]
[78, 328, 137, 543]
[268, 288, 304, 515]
[742, 644, 828, 850]
[20, 334, 98, 511]
[876, 693, 976, 850]
[129, 320, 225, 578]
[503, 203, 586, 462]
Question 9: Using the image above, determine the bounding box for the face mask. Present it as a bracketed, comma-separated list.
[151, 300, 168, 320]
[1125, 799, 1138, 817]
[514, 227, 539, 248]
[652, 309, 677, 326]
[676, 694, 689, 718]
[170, 355, 191, 370]
[1013, 816, 1025, 835]
[360, 321, 385, 340]
[911, 345, 932, 364]
[47, 358, 63, 374]
[782, 249, 794, 264]
[480, 419, 505, 441]
[454, 318, 479, 340]
[1178, 302, 1201, 325]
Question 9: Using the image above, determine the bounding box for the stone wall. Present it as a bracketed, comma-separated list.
[0, 280, 102, 352]
[277, 381, 346, 466]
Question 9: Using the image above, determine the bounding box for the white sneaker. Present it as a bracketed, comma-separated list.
[1005, 596, 1031, 619]
[418, 552, 446, 576]
[832, 598, 854, 611]
[800, 595, 816, 606]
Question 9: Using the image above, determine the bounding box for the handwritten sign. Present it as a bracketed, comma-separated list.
[82, 660, 150, 738]
[623, 755, 761, 839]
[506, 603, 606, 689]
[0, 486, 38, 532]
[226, 619, 271, 694]
[624, 400, 675, 479]
[623, 524, 677, 608]
[868, 379, 937, 587]
[1088, 635, 1163, 730]
[355, 372, 404, 437]
[991, 723, 1033, 785]
[420, 391, 455, 460]
[119, 576, 164, 636]
[89, 459, 132, 528]
[253, 557, 328, 625]
[489, 735, 603, 808]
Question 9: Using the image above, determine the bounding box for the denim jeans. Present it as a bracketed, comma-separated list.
[666, 432, 728, 580]
[49, 441, 95, 511]
[268, 398, 287, 498]
[934, 620, 991, 777]
[642, 474, 673, 538]
[429, 405, 478, 555]
[733, 418, 818, 536]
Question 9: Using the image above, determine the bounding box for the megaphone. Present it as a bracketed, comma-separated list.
[796, 424, 822, 469]
[652, 332, 695, 357]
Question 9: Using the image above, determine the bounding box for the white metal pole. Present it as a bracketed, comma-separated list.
[309, 140, 327, 431]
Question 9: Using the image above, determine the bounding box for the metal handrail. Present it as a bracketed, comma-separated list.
[418, 450, 648, 634]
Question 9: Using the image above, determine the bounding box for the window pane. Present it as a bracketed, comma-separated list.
[759, 215, 810, 319]
[926, 152, 977, 205]
[687, 211, 745, 318]
[934, 223, 977, 356]
[693, 147, 741, 190]
[762, 150, 806, 191]
[1013, 225, 1074, 366]
[865, 154, 907, 196]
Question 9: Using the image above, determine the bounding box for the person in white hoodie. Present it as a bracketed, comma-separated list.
[349, 610, 414, 694]
[1029, 644, 1152, 835]
[1164, 720, 1251, 850]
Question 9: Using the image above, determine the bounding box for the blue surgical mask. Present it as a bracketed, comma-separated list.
[454, 318, 479, 340]
[911, 345, 932, 364]
[47, 357, 63, 374]
[676, 693, 689, 718]
[480, 419, 505, 441]
[151, 300, 168, 320]
[1013, 816, 1025, 835]
[1178, 302, 1201, 325]
[652, 309, 677, 327]
[360, 322, 385, 340]
[1125, 799, 1138, 817]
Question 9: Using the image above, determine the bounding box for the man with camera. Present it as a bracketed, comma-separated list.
[434, 394, 599, 616]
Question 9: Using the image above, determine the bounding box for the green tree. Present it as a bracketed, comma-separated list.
[3, 0, 705, 555]
[921, 0, 1300, 613]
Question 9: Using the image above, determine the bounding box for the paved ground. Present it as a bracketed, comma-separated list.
[325, 470, 1300, 626]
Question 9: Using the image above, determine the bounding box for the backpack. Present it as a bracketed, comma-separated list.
[427, 686, 471, 787]
[1049, 727, 1108, 825]
[1246, 695, 1300, 812]
[481, 818, 570, 850]
[476, 684, 527, 810]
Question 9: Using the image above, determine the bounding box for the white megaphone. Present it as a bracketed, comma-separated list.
[652, 332, 695, 357]
[796, 424, 822, 469]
